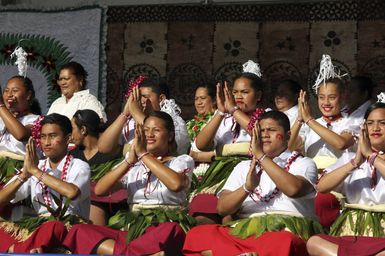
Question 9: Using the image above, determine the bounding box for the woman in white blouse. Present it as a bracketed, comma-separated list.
[47, 61, 106, 122]
[307, 102, 385, 256]
[63, 111, 194, 255]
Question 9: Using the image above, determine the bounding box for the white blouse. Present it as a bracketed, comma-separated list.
[47, 89, 107, 122]
[220, 150, 318, 218]
[0, 114, 39, 155]
[121, 154, 194, 206]
[9, 156, 91, 219]
[299, 116, 358, 159]
[120, 115, 190, 155]
[214, 114, 250, 148]
[325, 152, 385, 205]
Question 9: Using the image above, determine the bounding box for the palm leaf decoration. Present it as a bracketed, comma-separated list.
[0, 33, 72, 107]
[0, 157, 23, 184]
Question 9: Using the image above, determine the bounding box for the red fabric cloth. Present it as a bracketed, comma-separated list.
[183, 224, 308, 256]
[90, 181, 128, 203]
[188, 194, 218, 216]
[63, 222, 185, 256]
[317, 234, 385, 256]
[315, 192, 340, 227]
[0, 221, 67, 253]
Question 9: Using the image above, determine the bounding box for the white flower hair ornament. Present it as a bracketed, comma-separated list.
[10, 46, 28, 77]
[242, 60, 262, 78]
[313, 54, 347, 94]
[377, 92, 385, 103]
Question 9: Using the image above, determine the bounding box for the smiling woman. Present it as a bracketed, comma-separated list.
[47, 61, 107, 122]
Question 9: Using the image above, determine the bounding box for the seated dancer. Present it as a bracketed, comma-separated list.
[98, 76, 189, 156]
[183, 111, 320, 256]
[63, 111, 194, 255]
[189, 60, 265, 222]
[274, 79, 302, 127]
[47, 61, 107, 122]
[307, 101, 385, 256]
[0, 76, 41, 185]
[0, 113, 91, 253]
[70, 109, 123, 226]
[289, 55, 357, 227]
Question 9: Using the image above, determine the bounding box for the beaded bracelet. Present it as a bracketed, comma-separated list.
[16, 175, 26, 183]
[305, 118, 314, 125]
[38, 171, 47, 183]
[242, 184, 253, 194]
[216, 110, 226, 117]
[138, 152, 150, 161]
[296, 119, 304, 125]
[257, 154, 267, 164]
[121, 112, 130, 119]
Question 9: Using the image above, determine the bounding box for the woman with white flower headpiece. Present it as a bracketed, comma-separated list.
[0, 47, 42, 187]
[189, 60, 266, 223]
[307, 100, 385, 256]
[288, 55, 358, 228]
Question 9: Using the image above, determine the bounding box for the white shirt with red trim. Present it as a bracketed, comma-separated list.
[220, 150, 318, 219]
[121, 154, 194, 205]
[9, 156, 91, 219]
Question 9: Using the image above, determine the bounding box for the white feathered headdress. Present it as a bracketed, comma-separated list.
[10, 46, 28, 77]
[313, 54, 346, 93]
[242, 60, 262, 78]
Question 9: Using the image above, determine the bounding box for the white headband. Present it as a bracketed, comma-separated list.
[242, 60, 262, 78]
[313, 54, 346, 93]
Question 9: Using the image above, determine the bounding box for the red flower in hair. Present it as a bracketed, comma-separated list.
[124, 75, 146, 100]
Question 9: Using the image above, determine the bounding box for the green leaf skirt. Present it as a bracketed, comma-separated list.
[225, 214, 323, 240]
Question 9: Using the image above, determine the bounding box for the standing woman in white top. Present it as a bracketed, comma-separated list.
[47, 61, 107, 122]
[274, 79, 302, 128]
[307, 102, 385, 256]
[0, 76, 41, 184]
[63, 111, 194, 255]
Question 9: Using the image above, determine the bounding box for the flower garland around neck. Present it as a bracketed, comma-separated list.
[187, 112, 214, 141]
[39, 153, 73, 208]
[249, 151, 300, 203]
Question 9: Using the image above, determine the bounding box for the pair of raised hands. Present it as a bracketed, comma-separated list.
[353, 124, 376, 166]
[125, 123, 148, 164]
[297, 90, 313, 123]
[123, 87, 154, 117]
[19, 137, 39, 180]
[216, 81, 237, 114]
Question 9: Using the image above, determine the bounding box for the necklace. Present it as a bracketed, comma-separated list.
[187, 112, 213, 141]
[322, 113, 342, 129]
[249, 151, 300, 203]
[40, 154, 73, 207]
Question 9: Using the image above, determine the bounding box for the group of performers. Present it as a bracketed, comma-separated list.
[0, 54, 383, 256]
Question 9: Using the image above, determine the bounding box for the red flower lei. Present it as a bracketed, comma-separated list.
[40, 154, 72, 207]
[249, 151, 301, 203]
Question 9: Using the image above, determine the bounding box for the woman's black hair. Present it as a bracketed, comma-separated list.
[364, 102, 385, 120]
[351, 75, 375, 100]
[73, 109, 104, 138]
[60, 61, 88, 88]
[140, 77, 169, 98]
[143, 111, 177, 154]
[41, 113, 72, 136]
[233, 72, 264, 93]
[195, 80, 216, 100]
[275, 80, 302, 100]
[259, 110, 291, 133]
[7, 76, 42, 115]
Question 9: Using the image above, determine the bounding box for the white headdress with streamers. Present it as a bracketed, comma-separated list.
[377, 92, 385, 103]
[10, 46, 28, 77]
[313, 54, 347, 93]
[242, 60, 262, 78]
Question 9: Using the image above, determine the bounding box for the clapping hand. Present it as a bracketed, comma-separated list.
[216, 82, 226, 114]
[299, 90, 313, 123]
[133, 123, 147, 157]
[251, 121, 264, 158]
[24, 137, 38, 176]
[223, 81, 236, 112]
